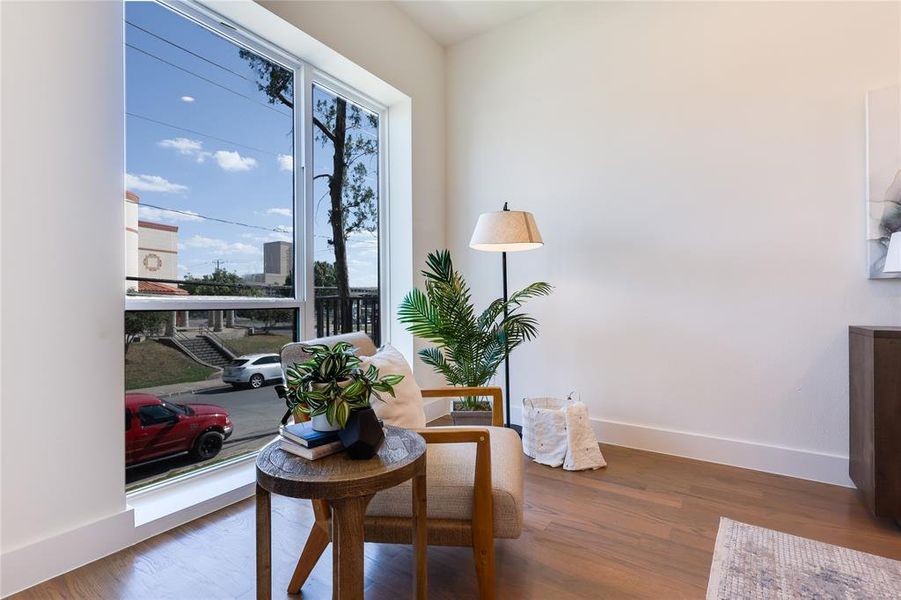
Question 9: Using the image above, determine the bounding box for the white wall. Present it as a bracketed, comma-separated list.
[1, 0, 126, 555]
[446, 1, 901, 485]
[0, 0, 446, 595]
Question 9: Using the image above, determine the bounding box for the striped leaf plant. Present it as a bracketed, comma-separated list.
[284, 341, 403, 428]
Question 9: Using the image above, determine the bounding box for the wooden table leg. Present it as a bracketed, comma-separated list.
[256, 484, 271, 600]
[329, 494, 374, 600]
[412, 463, 428, 599]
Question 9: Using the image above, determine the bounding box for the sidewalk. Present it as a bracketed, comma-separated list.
[130, 376, 228, 399]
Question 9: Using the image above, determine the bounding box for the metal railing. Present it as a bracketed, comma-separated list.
[314, 295, 380, 346]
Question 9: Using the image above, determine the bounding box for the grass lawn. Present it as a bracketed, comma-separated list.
[125, 340, 216, 390]
[224, 333, 292, 357]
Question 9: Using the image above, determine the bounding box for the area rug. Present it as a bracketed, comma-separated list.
[706, 517, 901, 599]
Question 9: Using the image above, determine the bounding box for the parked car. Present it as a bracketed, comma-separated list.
[125, 393, 232, 466]
[222, 353, 284, 389]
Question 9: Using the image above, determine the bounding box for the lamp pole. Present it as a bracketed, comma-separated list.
[500, 203, 517, 432]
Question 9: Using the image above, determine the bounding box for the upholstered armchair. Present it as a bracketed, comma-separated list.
[280, 332, 523, 599]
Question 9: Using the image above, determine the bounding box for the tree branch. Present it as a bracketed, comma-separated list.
[276, 91, 294, 110]
[313, 117, 337, 143]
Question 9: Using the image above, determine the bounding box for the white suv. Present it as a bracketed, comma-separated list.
[222, 354, 283, 389]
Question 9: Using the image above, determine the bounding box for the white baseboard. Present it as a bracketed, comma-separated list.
[510, 406, 852, 488]
[1, 459, 258, 598]
[0, 508, 136, 598]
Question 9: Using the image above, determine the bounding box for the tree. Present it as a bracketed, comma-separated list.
[241, 51, 379, 330]
[184, 267, 256, 297]
[245, 308, 292, 334]
[314, 261, 337, 288]
[124, 312, 167, 355]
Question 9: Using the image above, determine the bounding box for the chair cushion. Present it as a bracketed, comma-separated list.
[366, 426, 524, 539]
[360, 344, 426, 429]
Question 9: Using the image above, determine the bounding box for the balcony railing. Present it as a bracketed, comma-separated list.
[314, 294, 380, 346]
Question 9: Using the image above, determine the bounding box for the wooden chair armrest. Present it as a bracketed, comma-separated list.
[411, 427, 493, 542]
[420, 386, 504, 427]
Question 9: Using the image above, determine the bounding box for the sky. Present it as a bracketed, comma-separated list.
[125, 2, 379, 288]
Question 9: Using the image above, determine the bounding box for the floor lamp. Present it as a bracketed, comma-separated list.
[470, 203, 544, 433]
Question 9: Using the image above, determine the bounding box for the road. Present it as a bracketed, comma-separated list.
[126, 382, 287, 488]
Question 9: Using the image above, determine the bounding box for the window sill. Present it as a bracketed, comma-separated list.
[127, 452, 258, 530]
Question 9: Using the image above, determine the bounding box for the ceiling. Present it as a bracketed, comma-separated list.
[394, 1, 551, 47]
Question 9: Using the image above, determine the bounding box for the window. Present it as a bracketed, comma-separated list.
[311, 84, 382, 345]
[125, 1, 296, 299]
[138, 404, 177, 427]
[123, 1, 388, 490]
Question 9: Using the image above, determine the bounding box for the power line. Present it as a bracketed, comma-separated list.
[126, 112, 287, 157]
[125, 20, 259, 86]
[126, 43, 291, 118]
[139, 202, 293, 234]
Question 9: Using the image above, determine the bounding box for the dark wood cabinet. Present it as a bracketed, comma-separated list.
[849, 326, 901, 523]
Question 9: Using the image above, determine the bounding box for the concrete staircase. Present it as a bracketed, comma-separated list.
[176, 336, 234, 368]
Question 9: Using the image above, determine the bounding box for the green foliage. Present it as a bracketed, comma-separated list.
[314, 261, 337, 288]
[398, 250, 552, 410]
[124, 312, 168, 354]
[284, 341, 403, 428]
[244, 308, 293, 334]
[184, 267, 255, 297]
[239, 49, 294, 108]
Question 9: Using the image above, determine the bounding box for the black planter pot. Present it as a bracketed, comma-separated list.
[339, 408, 385, 460]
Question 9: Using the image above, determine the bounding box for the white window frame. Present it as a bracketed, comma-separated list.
[124, 0, 390, 346]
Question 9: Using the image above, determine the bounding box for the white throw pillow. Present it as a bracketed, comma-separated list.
[360, 344, 426, 429]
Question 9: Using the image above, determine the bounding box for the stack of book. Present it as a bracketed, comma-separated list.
[278, 421, 344, 460]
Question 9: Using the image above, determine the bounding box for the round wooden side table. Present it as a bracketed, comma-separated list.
[255, 425, 427, 600]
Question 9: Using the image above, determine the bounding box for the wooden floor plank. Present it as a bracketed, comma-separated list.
[12, 444, 901, 599]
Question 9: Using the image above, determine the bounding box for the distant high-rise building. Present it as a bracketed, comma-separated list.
[264, 241, 292, 280]
[244, 241, 293, 287]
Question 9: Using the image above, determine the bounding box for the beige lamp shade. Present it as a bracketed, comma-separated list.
[885, 231, 901, 273]
[469, 210, 543, 252]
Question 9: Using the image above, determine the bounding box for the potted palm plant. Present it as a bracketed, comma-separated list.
[283, 342, 403, 458]
[399, 250, 551, 425]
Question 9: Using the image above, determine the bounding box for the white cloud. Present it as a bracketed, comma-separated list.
[241, 230, 292, 244]
[181, 96, 195, 103]
[138, 205, 202, 223]
[277, 154, 293, 171]
[126, 173, 187, 193]
[214, 150, 257, 172]
[183, 235, 262, 255]
[347, 231, 378, 257]
[159, 137, 202, 154]
[158, 137, 210, 163]
[266, 208, 292, 217]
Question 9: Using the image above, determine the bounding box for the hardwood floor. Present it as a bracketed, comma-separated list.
[13, 444, 901, 599]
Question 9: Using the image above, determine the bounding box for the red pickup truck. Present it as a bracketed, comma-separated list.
[125, 393, 232, 466]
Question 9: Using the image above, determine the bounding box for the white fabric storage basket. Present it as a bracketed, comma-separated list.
[522, 397, 570, 466]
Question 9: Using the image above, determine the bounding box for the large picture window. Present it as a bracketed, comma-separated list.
[124, 1, 304, 489]
[123, 1, 387, 490]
